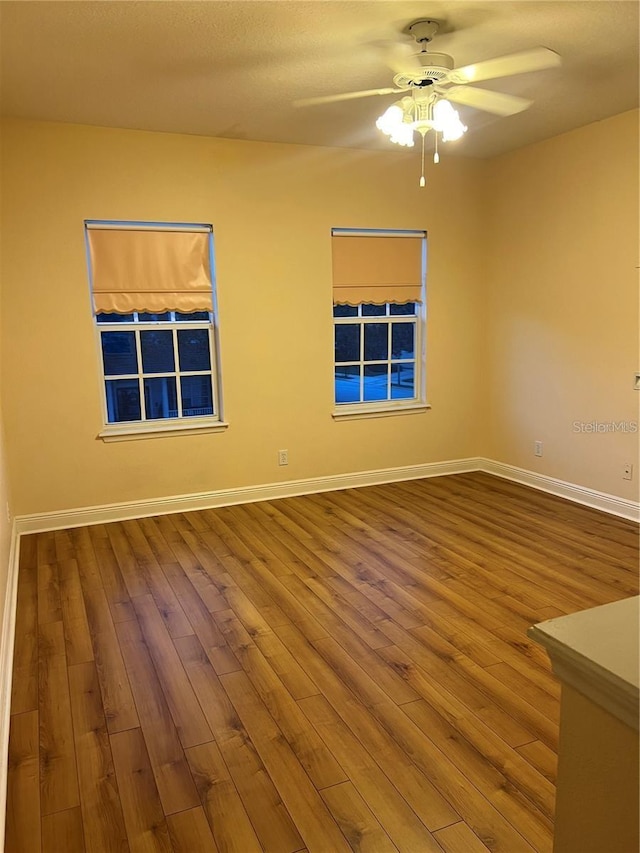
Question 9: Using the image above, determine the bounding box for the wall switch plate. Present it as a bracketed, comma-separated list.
[278, 449, 289, 466]
[623, 462, 633, 480]
[534, 441, 543, 457]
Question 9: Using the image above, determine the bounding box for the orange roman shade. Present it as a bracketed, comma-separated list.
[88, 227, 213, 314]
[332, 233, 423, 305]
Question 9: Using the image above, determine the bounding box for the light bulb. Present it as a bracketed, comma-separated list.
[433, 151, 440, 164]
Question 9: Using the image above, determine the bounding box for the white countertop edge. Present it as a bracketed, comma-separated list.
[528, 624, 640, 731]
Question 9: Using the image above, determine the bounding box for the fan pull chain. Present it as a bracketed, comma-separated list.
[434, 132, 440, 164]
[419, 132, 426, 188]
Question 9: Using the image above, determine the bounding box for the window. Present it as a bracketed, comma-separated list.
[97, 311, 215, 422]
[332, 229, 427, 416]
[334, 302, 418, 404]
[85, 222, 224, 438]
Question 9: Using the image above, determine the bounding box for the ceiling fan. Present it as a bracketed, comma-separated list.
[295, 19, 561, 185]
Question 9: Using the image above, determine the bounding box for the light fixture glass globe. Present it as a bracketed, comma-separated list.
[376, 104, 414, 146]
[375, 105, 403, 135]
[390, 124, 415, 147]
[432, 99, 467, 142]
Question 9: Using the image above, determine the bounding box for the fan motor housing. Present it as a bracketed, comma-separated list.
[393, 52, 454, 89]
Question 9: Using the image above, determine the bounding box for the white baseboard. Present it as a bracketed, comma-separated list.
[0, 522, 20, 852]
[480, 458, 640, 522]
[13, 457, 640, 534]
[14, 457, 483, 534]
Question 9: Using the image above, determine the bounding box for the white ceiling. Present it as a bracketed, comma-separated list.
[0, 0, 638, 158]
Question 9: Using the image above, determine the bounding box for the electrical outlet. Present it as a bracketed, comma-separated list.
[534, 441, 543, 457]
[623, 462, 633, 480]
[5, 503, 10, 524]
[278, 449, 289, 466]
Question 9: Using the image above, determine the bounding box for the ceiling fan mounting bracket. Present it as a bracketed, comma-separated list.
[406, 19, 441, 45]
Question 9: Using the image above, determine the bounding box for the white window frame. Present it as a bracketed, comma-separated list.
[332, 229, 429, 420]
[85, 221, 227, 441]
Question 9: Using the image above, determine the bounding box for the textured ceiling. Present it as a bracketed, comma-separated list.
[0, 0, 638, 158]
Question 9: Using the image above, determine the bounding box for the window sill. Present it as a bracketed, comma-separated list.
[332, 403, 431, 421]
[98, 419, 229, 442]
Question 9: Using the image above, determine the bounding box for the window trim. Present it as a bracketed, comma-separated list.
[85, 221, 225, 441]
[331, 228, 427, 418]
[98, 418, 229, 442]
[332, 402, 431, 421]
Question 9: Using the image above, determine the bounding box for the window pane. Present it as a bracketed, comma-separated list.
[177, 329, 211, 372]
[335, 365, 360, 403]
[144, 377, 178, 419]
[97, 312, 134, 324]
[138, 312, 171, 322]
[391, 363, 415, 399]
[181, 375, 214, 417]
[362, 304, 386, 316]
[364, 324, 388, 361]
[390, 303, 416, 315]
[333, 305, 358, 318]
[105, 379, 141, 422]
[101, 331, 138, 376]
[392, 323, 415, 359]
[335, 325, 360, 363]
[176, 311, 210, 321]
[140, 330, 175, 373]
[363, 365, 388, 401]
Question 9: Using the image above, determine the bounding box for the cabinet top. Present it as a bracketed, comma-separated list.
[529, 595, 639, 729]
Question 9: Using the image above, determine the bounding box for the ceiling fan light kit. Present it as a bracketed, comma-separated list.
[297, 17, 561, 189]
[376, 95, 468, 147]
[376, 94, 467, 186]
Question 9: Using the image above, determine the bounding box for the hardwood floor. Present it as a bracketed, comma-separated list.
[5, 472, 638, 853]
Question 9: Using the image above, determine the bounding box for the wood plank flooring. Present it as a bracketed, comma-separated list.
[6, 472, 639, 852]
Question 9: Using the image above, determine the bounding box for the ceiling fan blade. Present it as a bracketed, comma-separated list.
[380, 42, 423, 75]
[294, 87, 403, 107]
[445, 85, 532, 116]
[447, 47, 561, 84]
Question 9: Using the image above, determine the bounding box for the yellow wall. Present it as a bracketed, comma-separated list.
[1, 112, 637, 518]
[0, 119, 488, 515]
[0, 291, 13, 651]
[485, 110, 639, 500]
[0, 406, 11, 622]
